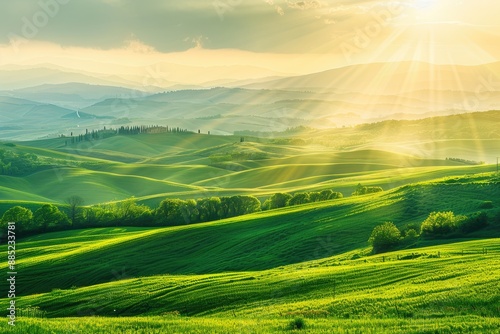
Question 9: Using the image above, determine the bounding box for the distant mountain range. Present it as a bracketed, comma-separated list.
[0, 61, 499, 140]
[244, 61, 500, 94]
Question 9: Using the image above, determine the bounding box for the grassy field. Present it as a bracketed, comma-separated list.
[1, 237, 499, 333]
[3, 172, 499, 297]
[1, 174, 499, 328]
[0, 132, 497, 209]
[2, 316, 499, 334]
[1, 121, 499, 333]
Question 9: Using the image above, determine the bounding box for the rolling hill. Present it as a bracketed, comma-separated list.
[5, 172, 499, 296]
[245, 61, 500, 95]
[1, 108, 498, 208]
[0, 120, 499, 333]
[0, 173, 499, 333]
[2, 83, 148, 109]
[3, 61, 500, 141]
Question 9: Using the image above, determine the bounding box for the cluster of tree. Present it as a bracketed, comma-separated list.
[0, 204, 70, 233]
[262, 190, 343, 210]
[0, 149, 41, 176]
[154, 195, 261, 226]
[0, 186, 348, 236]
[69, 125, 192, 144]
[0, 195, 262, 235]
[369, 210, 493, 253]
[352, 184, 383, 196]
[445, 157, 485, 165]
[420, 211, 490, 237]
[70, 128, 116, 143]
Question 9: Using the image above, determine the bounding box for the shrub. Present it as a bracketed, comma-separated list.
[401, 222, 421, 236]
[420, 211, 465, 237]
[479, 201, 494, 209]
[459, 212, 488, 233]
[288, 317, 306, 330]
[369, 222, 401, 253]
[404, 229, 419, 243]
[352, 183, 383, 196]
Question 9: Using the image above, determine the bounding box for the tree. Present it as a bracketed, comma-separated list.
[238, 195, 261, 215]
[34, 204, 70, 230]
[155, 199, 187, 226]
[329, 191, 343, 200]
[309, 192, 322, 202]
[420, 211, 463, 237]
[1, 206, 34, 232]
[116, 197, 152, 225]
[65, 195, 85, 226]
[287, 193, 310, 206]
[87, 204, 117, 227]
[179, 199, 199, 224]
[368, 222, 401, 253]
[197, 197, 222, 222]
[319, 189, 334, 201]
[352, 184, 383, 196]
[459, 212, 488, 233]
[263, 193, 292, 210]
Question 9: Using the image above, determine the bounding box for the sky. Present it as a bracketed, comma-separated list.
[0, 0, 499, 81]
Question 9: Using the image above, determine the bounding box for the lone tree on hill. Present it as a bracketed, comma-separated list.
[369, 222, 401, 253]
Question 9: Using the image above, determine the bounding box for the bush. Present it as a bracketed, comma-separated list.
[459, 212, 488, 233]
[479, 201, 494, 209]
[352, 183, 383, 196]
[420, 211, 465, 237]
[369, 222, 401, 253]
[401, 222, 421, 236]
[288, 317, 306, 330]
[404, 229, 419, 243]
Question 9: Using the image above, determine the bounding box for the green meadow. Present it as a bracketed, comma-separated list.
[1, 115, 500, 333]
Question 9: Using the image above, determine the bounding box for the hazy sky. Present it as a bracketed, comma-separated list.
[1, 0, 499, 78]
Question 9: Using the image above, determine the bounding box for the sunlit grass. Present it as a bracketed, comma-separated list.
[2, 316, 498, 334]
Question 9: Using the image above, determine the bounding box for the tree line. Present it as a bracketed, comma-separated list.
[262, 190, 343, 210]
[0, 188, 348, 236]
[68, 125, 191, 144]
[368, 209, 496, 254]
[0, 148, 40, 176]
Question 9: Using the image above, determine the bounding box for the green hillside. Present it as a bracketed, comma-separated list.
[1, 131, 496, 208]
[0, 167, 499, 332]
[8, 239, 500, 318]
[1, 112, 499, 333]
[5, 173, 499, 297]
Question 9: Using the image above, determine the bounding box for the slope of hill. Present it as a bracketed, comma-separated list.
[0, 129, 495, 207]
[8, 238, 500, 318]
[0, 176, 499, 332]
[6, 173, 499, 296]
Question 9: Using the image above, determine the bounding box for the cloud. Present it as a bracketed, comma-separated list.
[287, 1, 325, 10]
[0, 0, 498, 60]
